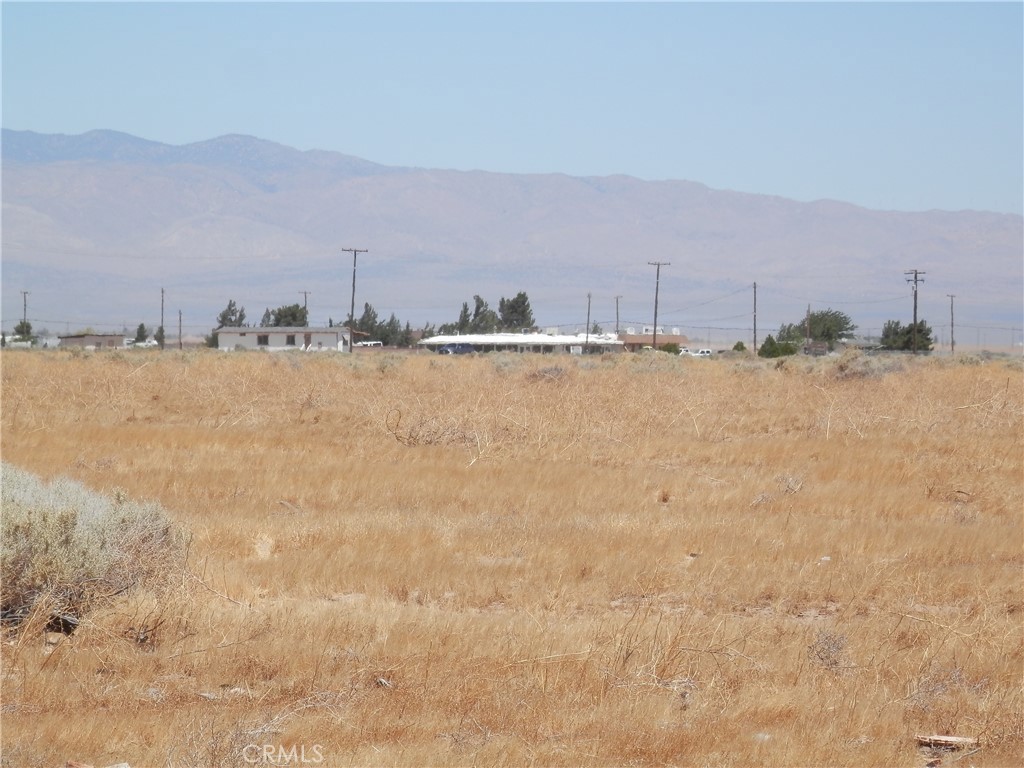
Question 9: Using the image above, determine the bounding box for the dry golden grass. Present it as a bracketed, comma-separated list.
[1, 347, 1021, 768]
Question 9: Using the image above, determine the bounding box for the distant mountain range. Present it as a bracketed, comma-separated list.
[2, 129, 1021, 347]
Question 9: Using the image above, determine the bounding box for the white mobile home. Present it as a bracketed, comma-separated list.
[215, 326, 350, 352]
[418, 331, 624, 354]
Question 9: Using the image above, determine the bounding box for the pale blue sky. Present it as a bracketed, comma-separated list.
[3, 1, 1022, 214]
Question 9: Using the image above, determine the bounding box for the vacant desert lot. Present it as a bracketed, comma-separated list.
[1, 348, 1021, 767]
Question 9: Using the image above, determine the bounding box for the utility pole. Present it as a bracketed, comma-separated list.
[20, 291, 29, 328]
[160, 287, 165, 349]
[905, 270, 926, 354]
[752, 282, 758, 354]
[299, 290, 311, 326]
[648, 261, 670, 351]
[343, 248, 368, 352]
[947, 294, 955, 357]
[178, 309, 183, 350]
[614, 295, 622, 336]
[585, 293, 592, 350]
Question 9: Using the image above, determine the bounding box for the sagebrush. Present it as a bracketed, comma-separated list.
[1, 462, 186, 627]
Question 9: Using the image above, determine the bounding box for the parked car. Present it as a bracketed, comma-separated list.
[691, 349, 713, 358]
[678, 347, 691, 356]
[437, 343, 475, 355]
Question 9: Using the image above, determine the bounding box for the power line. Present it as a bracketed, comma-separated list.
[667, 285, 749, 313]
[768, 289, 906, 306]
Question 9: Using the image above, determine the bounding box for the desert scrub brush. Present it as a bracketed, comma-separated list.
[1, 462, 186, 632]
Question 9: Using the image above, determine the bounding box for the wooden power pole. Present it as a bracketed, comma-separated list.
[905, 270, 926, 354]
[648, 262, 670, 350]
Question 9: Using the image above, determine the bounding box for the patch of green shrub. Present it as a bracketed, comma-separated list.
[758, 335, 798, 358]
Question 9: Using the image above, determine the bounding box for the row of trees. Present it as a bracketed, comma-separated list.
[434, 292, 536, 336]
[757, 309, 934, 358]
[214, 300, 309, 330]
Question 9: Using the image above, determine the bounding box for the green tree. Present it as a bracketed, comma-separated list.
[456, 303, 471, 333]
[399, 321, 414, 348]
[591, 322, 604, 335]
[778, 309, 856, 349]
[880, 319, 934, 352]
[134, 323, 149, 344]
[468, 296, 498, 334]
[216, 300, 247, 328]
[267, 304, 307, 327]
[733, 341, 747, 352]
[758, 335, 798, 358]
[380, 313, 402, 346]
[498, 292, 535, 331]
[439, 303, 472, 335]
[356, 303, 380, 338]
[208, 300, 248, 347]
[13, 320, 32, 340]
[154, 326, 165, 349]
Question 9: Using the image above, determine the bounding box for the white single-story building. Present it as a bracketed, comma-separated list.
[418, 331, 624, 354]
[215, 326, 350, 352]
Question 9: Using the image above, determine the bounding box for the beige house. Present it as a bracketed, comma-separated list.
[617, 326, 690, 352]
